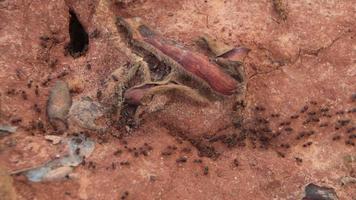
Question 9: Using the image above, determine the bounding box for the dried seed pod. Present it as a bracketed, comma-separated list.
[117, 17, 238, 95]
[47, 81, 72, 133]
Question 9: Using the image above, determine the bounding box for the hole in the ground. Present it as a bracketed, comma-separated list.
[66, 9, 89, 58]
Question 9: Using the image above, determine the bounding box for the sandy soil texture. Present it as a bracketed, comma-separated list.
[0, 0, 355, 199]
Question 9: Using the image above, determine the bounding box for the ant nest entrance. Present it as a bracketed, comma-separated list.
[65, 9, 89, 58]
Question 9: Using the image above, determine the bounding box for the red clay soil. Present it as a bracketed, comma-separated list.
[0, 0, 355, 199]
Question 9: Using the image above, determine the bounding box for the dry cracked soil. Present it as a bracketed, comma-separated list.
[0, 0, 355, 200]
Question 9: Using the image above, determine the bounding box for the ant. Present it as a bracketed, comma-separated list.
[255, 106, 266, 112]
[203, 166, 209, 175]
[271, 113, 280, 118]
[113, 149, 123, 156]
[320, 108, 329, 112]
[193, 159, 203, 163]
[319, 123, 328, 127]
[34, 85, 39, 96]
[290, 115, 299, 119]
[181, 147, 192, 153]
[96, 90, 102, 100]
[300, 105, 309, 113]
[284, 127, 293, 132]
[302, 142, 313, 147]
[276, 151, 285, 158]
[280, 121, 291, 126]
[336, 110, 345, 115]
[10, 117, 22, 125]
[21, 91, 28, 100]
[27, 80, 33, 88]
[280, 143, 290, 148]
[57, 71, 69, 78]
[337, 119, 350, 126]
[332, 135, 341, 141]
[345, 140, 355, 146]
[120, 161, 130, 166]
[233, 159, 239, 167]
[120, 191, 129, 200]
[310, 101, 317, 105]
[176, 157, 187, 163]
[86, 63, 92, 70]
[33, 104, 41, 113]
[307, 111, 316, 116]
[295, 157, 303, 164]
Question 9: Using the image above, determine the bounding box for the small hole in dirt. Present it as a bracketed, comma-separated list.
[66, 9, 88, 58]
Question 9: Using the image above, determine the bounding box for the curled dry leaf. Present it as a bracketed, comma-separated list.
[199, 34, 250, 63]
[199, 34, 234, 56]
[218, 47, 251, 62]
[124, 82, 209, 106]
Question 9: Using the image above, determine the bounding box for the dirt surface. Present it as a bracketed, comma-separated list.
[0, 0, 355, 199]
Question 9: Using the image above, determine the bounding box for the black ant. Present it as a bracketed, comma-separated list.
[284, 127, 293, 132]
[255, 106, 266, 112]
[21, 91, 28, 100]
[181, 147, 192, 153]
[277, 151, 285, 158]
[41, 78, 51, 87]
[310, 101, 317, 105]
[120, 161, 130, 166]
[233, 159, 239, 167]
[33, 104, 41, 113]
[112, 162, 116, 170]
[57, 71, 69, 78]
[345, 140, 355, 146]
[348, 135, 356, 139]
[320, 108, 329, 112]
[346, 126, 356, 133]
[10, 117, 22, 125]
[280, 121, 291, 126]
[319, 123, 328, 127]
[332, 135, 341, 141]
[27, 80, 33, 88]
[114, 149, 123, 156]
[295, 157, 303, 164]
[280, 144, 290, 148]
[302, 142, 313, 147]
[176, 157, 187, 163]
[203, 166, 209, 175]
[291, 115, 299, 119]
[120, 191, 129, 200]
[348, 108, 355, 113]
[337, 119, 350, 126]
[96, 90, 102, 100]
[300, 105, 309, 113]
[271, 113, 280, 118]
[34, 85, 39, 96]
[336, 110, 345, 115]
[193, 159, 203, 163]
[307, 112, 316, 116]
